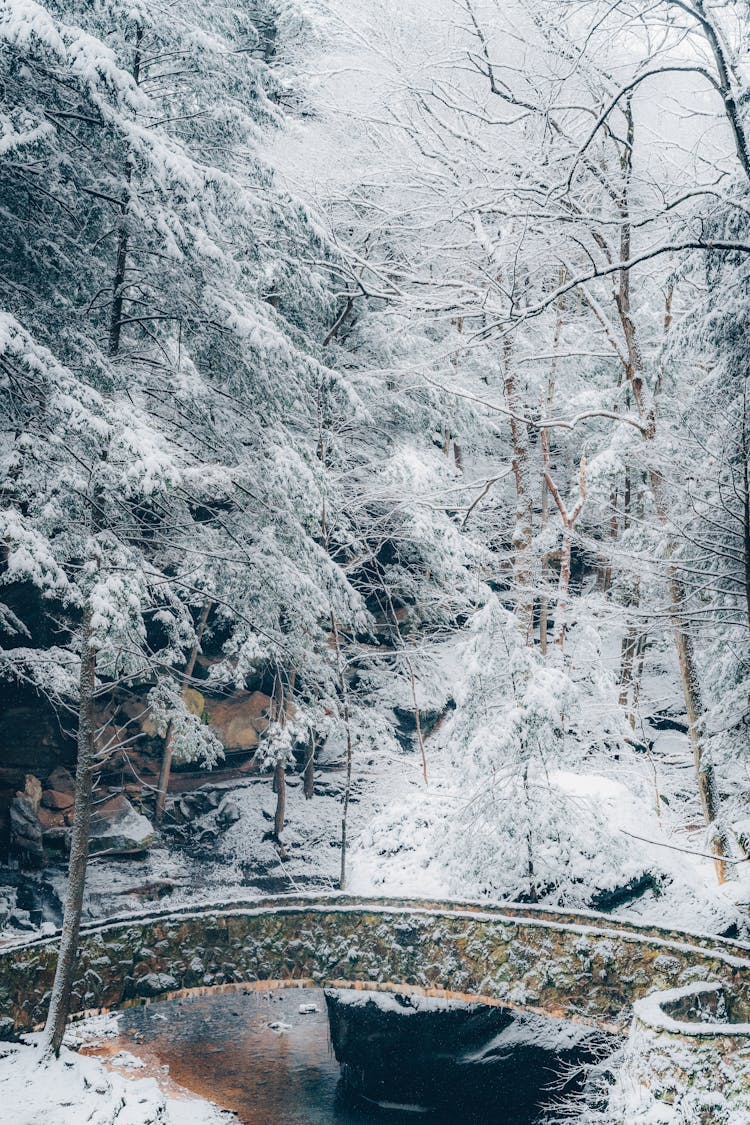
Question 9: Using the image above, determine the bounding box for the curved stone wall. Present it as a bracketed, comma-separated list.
[1, 895, 749, 1038]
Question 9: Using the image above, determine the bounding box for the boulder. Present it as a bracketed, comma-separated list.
[120, 689, 204, 741]
[120, 694, 159, 737]
[205, 691, 273, 751]
[9, 793, 43, 864]
[0, 893, 12, 929]
[23, 774, 42, 809]
[136, 972, 179, 998]
[41, 789, 74, 811]
[8, 909, 35, 931]
[89, 794, 154, 856]
[36, 804, 65, 831]
[183, 687, 205, 717]
[216, 797, 241, 827]
[45, 765, 75, 795]
[42, 765, 75, 811]
[41, 825, 69, 853]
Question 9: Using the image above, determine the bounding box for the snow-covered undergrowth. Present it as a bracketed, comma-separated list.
[345, 600, 750, 933]
[0, 1036, 225, 1125]
[594, 1022, 750, 1125]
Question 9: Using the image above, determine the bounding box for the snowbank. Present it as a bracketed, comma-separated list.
[0, 1037, 226, 1125]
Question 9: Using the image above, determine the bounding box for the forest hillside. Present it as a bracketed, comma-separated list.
[0, 0, 749, 953]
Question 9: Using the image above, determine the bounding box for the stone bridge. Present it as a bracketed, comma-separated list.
[2, 894, 750, 1040]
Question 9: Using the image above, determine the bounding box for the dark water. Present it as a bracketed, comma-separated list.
[86, 989, 568, 1123]
[90, 989, 439, 1123]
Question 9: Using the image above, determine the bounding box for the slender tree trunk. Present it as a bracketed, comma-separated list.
[555, 524, 574, 648]
[108, 25, 142, 359]
[742, 403, 750, 632]
[504, 340, 534, 642]
[618, 619, 639, 721]
[405, 652, 428, 784]
[601, 486, 619, 595]
[269, 668, 291, 851]
[154, 599, 210, 825]
[329, 611, 354, 891]
[541, 430, 586, 650]
[41, 601, 97, 1057]
[320, 500, 355, 891]
[523, 763, 536, 902]
[273, 755, 286, 841]
[631, 632, 648, 717]
[154, 721, 175, 826]
[651, 468, 733, 881]
[617, 467, 639, 712]
[688, 0, 750, 184]
[339, 706, 353, 892]
[618, 263, 731, 876]
[539, 345, 559, 653]
[303, 734, 315, 799]
[671, 580, 729, 878]
[108, 218, 130, 359]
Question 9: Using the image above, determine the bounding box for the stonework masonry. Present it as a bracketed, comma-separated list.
[1, 895, 749, 1040]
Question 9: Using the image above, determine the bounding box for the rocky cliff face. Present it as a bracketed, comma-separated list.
[325, 988, 615, 1120]
[0, 679, 293, 865]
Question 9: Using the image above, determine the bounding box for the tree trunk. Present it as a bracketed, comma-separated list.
[742, 404, 750, 632]
[41, 601, 97, 1057]
[154, 720, 175, 827]
[504, 340, 534, 642]
[631, 631, 648, 717]
[541, 429, 586, 651]
[523, 763, 537, 901]
[270, 670, 286, 845]
[539, 313, 561, 651]
[154, 599, 210, 825]
[406, 652, 428, 784]
[329, 611, 354, 891]
[339, 705, 353, 892]
[303, 735, 315, 799]
[107, 26, 142, 359]
[651, 468, 733, 882]
[555, 524, 573, 648]
[273, 755, 286, 840]
[618, 621, 639, 722]
[600, 486, 619, 595]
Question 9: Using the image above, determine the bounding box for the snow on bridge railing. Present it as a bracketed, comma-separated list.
[2, 894, 750, 1041]
[3, 892, 749, 959]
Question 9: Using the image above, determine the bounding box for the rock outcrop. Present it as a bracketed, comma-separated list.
[89, 795, 154, 856]
[325, 988, 612, 1120]
[9, 771, 155, 864]
[9, 788, 43, 866]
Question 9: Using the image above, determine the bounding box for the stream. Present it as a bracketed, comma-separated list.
[83, 988, 583, 1123]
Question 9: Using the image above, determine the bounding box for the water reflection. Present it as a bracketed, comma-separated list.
[85, 988, 570, 1123]
[91, 989, 440, 1123]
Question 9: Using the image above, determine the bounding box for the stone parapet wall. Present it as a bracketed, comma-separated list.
[605, 983, 750, 1123]
[1, 896, 749, 1040]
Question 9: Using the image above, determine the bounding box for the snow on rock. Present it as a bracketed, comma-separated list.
[461, 1013, 599, 1063]
[326, 988, 473, 1015]
[63, 1012, 121, 1049]
[110, 1050, 146, 1069]
[89, 796, 155, 856]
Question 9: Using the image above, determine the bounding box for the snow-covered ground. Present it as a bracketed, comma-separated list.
[5, 624, 745, 949]
[0, 1023, 227, 1125]
[342, 626, 750, 935]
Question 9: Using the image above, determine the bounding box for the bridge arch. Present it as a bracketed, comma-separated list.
[1, 895, 749, 1038]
